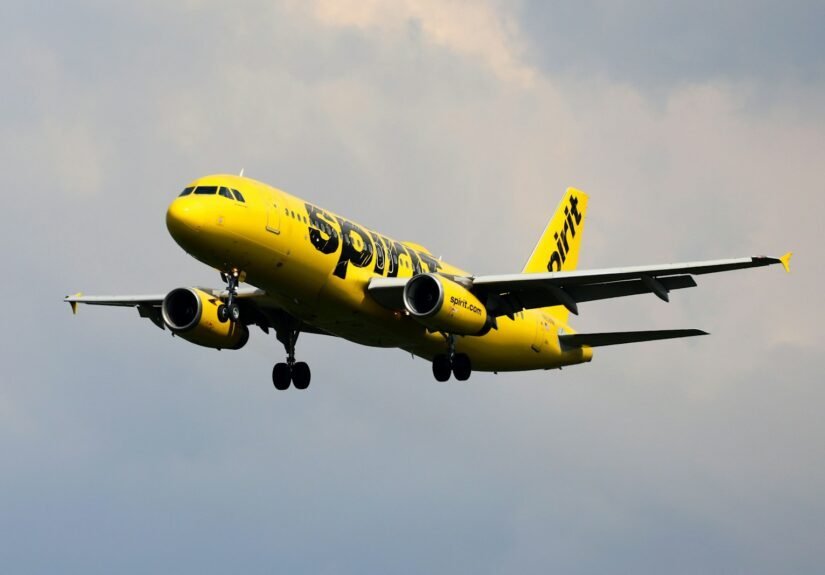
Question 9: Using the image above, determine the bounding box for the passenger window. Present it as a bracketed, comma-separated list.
[285, 207, 289, 215]
[179, 187, 194, 197]
[231, 189, 245, 202]
[303, 215, 307, 224]
[290, 210, 296, 219]
[218, 187, 233, 199]
[194, 186, 218, 195]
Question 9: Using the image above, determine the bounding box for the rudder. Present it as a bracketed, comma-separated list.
[522, 188, 588, 323]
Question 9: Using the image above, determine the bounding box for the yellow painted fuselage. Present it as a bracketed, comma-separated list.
[166, 175, 591, 371]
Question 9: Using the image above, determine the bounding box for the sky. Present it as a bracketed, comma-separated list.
[1, 1, 824, 573]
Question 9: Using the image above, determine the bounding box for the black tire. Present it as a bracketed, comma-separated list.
[217, 304, 229, 323]
[272, 363, 291, 390]
[228, 303, 241, 322]
[292, 362, 311, 390]
[432, 354, 451, 382]
[452, 353, 472, 381]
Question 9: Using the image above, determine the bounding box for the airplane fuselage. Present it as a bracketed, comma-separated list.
[166, 175, 591, 372]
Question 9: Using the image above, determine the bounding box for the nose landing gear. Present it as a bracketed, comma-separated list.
[432, 335, 472, 382]
[217, 269, 242, 323]
[272, 328, 311, 391]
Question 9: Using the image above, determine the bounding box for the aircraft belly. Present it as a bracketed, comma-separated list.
[304, 278, 592, 370]
[391, 316, 591, 372]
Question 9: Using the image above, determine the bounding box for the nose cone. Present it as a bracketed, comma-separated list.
[167, 198, 205, 234]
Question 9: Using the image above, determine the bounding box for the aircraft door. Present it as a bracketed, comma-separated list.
[266, 201, 281, 234]
[531, 314, 549, 352]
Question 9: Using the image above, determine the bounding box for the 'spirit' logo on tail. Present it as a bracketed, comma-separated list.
[547, 195, 583, 272]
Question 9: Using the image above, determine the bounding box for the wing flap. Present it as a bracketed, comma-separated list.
[560, 329, 708, 348]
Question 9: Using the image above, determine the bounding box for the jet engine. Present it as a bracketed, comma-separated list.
[161, 287, 249, 350]
[403, 273, 490, 335]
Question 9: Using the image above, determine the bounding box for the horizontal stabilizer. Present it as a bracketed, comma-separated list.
[560, 329, 708, 348]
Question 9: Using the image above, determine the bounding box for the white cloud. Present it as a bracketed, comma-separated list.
[307, 0, 535, 85]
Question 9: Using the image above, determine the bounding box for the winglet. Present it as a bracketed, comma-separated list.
[779, 252, 792, 273]
[66, 292, 83, 315]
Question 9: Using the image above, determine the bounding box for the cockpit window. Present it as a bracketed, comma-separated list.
[179, 187, 194, 197]
[218, 187, 233, 199]
[194, 186, 218, 195]
[231, 189, 245, 202]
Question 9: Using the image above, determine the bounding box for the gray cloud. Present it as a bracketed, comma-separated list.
[2, 1, 824, 573]
[519, 0, 825, 92]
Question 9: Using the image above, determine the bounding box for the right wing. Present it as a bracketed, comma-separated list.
[367, 253, 791, 318]
[471, 253, 792, 318]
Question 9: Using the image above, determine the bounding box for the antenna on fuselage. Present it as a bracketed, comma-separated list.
[239, 168, 245, 177]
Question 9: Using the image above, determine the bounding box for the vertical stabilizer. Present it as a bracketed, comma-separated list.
[521, 188, 588, 324]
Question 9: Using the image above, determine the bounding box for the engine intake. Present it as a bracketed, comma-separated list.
[161, 287, 249, 350]
[403, 273, 489, 335]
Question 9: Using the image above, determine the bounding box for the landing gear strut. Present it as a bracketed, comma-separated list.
[272, 328, 311, 390]
[217, 269, 241, 323]
[432, 334, 472, 382]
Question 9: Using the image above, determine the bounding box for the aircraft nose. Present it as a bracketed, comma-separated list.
[166, 198, 205, 236]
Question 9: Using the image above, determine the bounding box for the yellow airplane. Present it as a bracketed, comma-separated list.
[65, 175, 792, 390]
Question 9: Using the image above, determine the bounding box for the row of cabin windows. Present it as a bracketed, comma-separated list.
[179, 186, 245, 202]
[285, 207, 308, 225]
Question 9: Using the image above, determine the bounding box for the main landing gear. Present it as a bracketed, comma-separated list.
[215, 270, 311, 391]
[217, 269, 241, 323]
[272, 329, 311, 391]
[432, 335, 472, 382]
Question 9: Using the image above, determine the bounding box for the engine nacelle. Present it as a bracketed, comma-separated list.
[161, 287, 249, 350]
[403, 273, 489, 335]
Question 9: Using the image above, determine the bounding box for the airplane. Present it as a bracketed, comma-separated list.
[65, 175, 791, 390]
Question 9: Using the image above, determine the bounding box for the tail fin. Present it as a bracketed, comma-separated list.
[522, 188, 588, 323]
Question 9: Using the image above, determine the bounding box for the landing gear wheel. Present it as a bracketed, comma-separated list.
[292, 362, 311, 390]
[273, 328, 311, 390]
[452, 353, 472, 381]
[272, 363, 291, 390]
[228, 303, 241, 322]
[217, 304, 229, 323]
[432, 354, 452, 382]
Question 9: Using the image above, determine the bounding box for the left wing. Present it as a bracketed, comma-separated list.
[368, 253, 792, 317]
[64, 288, 332, 336]
[65, 287, 267, 330]
[64, 287, 265, 311]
